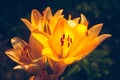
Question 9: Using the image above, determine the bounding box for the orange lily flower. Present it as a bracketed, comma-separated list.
[31, 13, 111, 76]
[5, 36, 46, 74]
[32, 14, 111, 64]
[21, 7, 63, 35]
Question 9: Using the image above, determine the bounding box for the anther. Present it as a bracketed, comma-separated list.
[67, 35, 72, 48]
[60, 34, 72, 48]
[60, 38, 64, 46]
[68, 42, 70, 47]
[63, 34, 65, 39]
[60, 34, 66, 46]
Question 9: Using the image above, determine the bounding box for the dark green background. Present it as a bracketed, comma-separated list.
[0, 0, 119, 80]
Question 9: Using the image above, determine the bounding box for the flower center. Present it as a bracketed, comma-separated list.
[60, 34, 72, 48]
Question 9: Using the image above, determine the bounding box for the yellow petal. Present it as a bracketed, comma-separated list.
[42, 48, 59, 62]
[67, 20, 77, 28]
[75, 41, 99, 61]
[54, 9, 63, 18]
[67, 36, 87, 57]
[49, 9, 64, 34]
[43, 7, 52, 20]
[21, 18, 35, 32]
[31, 9, 42, 28]
[88, 23, 103, 38]
[67, 16, 80, 28]
[95, 34, 112, 43]
[64, 57, 78, 65]
[31, 31, 49, 48]
[75, 34, 111, 61]
[73, 24, 88, 38]
[80, 14, 88, 26]
[73, 17, 80, 24]
[67, 24, 88, 56]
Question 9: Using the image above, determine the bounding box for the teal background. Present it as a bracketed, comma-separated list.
[0, 0, 119, 80]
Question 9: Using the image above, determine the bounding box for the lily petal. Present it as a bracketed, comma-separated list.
[42, 48, 59, 61]
[5, 49, 23, 64]
[73, 17, 80, 24]
[11, 37, 28, 50]
[5, 49, 32, 64]
[49, 9, 64, 34]
[64, 57, 78, 65]
[31, 9, 42, 28]
[73, 24, 88, 38]
[29, 35, 43, 59]
[14, 58, 46, 73]
[31, 31, 49, 48]
[13, 64, 30, 72]
[43, 7, 52, 20]
[21, 18, 36, 32]
[67, 20, 77, 28]
[95, 34, 112, 43]
[75, 34, 111, 61]
[13, 65, 26, 69]
[80, 14, 88, 26]
[88, 23, 103, 38]
[54, 9, 63, 18]
[67, 24, 88, 57]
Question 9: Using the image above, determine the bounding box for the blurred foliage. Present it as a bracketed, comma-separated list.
[0, 0, 119, 80]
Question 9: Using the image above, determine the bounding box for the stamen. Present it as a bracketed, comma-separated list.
[67, 35, 72, 47]
[60, 34, 65, 46]
[68, 42, 70, 47]
[63, 34, 65, 39]
[60, 34, 72, 48]
[60, 38, 64, 46]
